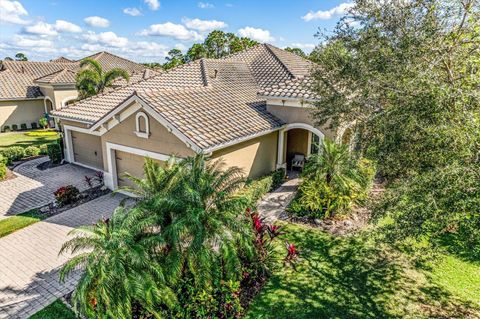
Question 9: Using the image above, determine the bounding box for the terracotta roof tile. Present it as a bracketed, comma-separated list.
[0, 70, 43, 99]
[258, 76, 319, 101]
[53, 44, 314, 150]
[34, 68, 78, 84]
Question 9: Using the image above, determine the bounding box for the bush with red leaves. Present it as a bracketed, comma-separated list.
[54, 185, 79, 206]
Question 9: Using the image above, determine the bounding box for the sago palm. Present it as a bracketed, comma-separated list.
[76, 58, 130, 99]
[59, 206, 177, 318]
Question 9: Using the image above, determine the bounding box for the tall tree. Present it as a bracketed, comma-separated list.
[284, 47, 307, 58]
[75, 58, 130, 99]
[163, 49, 185, 70]
[310, 0, 480, 178]
[14, 52, 27, 61]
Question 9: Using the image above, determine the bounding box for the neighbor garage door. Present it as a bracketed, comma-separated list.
[115, 150, 166, 188]
[71, 131, 103, 170]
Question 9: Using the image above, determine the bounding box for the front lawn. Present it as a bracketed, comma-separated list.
[29, 299, 76, 319]
[245, 223, 480, 319]
[0, 130, 59, 150]
[0, 209, 45, 238]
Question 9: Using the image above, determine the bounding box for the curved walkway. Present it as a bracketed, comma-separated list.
[0, 157, 96, 219]
[257, 176, 300, 223]
[0, 193, 126, 319]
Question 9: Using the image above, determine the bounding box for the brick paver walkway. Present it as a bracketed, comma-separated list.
[0, 194, 126, 319]
[0, 157, 97, 219]
[257, 176, 300, 223]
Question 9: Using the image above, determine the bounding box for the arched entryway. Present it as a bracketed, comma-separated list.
[276, 123, 325, 170]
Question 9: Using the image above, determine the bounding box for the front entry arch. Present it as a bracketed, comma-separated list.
[276, 123, 325, 169]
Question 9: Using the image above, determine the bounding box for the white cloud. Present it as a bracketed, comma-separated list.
[10, 35, 54, 49]
[198, 2, 213, 9]
[84, 16, 110, 28]
[129, 41, 169, 57]
[83, 31, 129, 48]
[290, 43, 316, 51]
[238, 27, 274, 42]
[23, 21, 58, 36]
[0, 0, 29, 25]
[182, 18, 227, 32]
[139, 22, 203, 41]
[54, 20, 82, 33]
[302, 2, 354, 21]
[144, 0, 160, 10]
[123, 7, 141, 16]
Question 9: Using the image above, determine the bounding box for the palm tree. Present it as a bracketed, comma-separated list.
[59, 206, 177, 318]
[76, 58, 130, 99]
[127, 154, 255, 285]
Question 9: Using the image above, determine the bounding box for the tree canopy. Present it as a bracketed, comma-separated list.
[310, 0, 480, 178]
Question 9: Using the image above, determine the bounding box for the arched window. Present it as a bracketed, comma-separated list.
[134, 112, 150, 138]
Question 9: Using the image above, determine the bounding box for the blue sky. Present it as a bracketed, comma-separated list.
[0, 0, 352, 62]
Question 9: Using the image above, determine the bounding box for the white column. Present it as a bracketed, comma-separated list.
[276, 129, 286, 169]
[64, 128, 74, 163]
[307, 131, 312, 156]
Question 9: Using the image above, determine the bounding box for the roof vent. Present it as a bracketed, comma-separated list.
[212, 69, 218, 79]
[21, 66, 25, 74]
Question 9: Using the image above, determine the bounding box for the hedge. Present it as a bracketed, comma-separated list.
[238, 168, 285, 209]
[0, 155, 6, 181]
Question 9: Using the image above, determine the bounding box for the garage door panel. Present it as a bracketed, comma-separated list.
[115, 150, 164, 188]
[71, 131, 103, 170]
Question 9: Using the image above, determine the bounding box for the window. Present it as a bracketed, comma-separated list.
[134, 112, 149, 138]
[310, 133, 321, 155]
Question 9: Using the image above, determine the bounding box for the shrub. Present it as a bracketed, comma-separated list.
[289, 140, 376, 219]
[24, 146, 40, 157]
[1, 146, 25, 165]
[38, 117, 48, 129]
[54, 185, 79, 206]
[47, 143, 62, 164]
[25, 130, 58, 137]
[39, 144, 48, 155]
[2, 125, 10, 132]
[20, 123, 27, 130]
[0, 155, 6, 181]
[271, 168, 286, 190]
[31, 122, 38, 129]
[11, 124, 18, 131]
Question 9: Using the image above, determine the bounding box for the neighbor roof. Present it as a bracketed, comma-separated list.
[0, 51, 147, 99]
[53, 44, 313, 151]
[258, 75, 319, 101]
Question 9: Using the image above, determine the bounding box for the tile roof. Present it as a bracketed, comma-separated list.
[34, 68, 78, 84]
[0, 70, 43, 99]
[50, 56, 75, 63]
[53, 44, 314, 150]
[0, 51, 147, 99]
[258, 76, 319, 101]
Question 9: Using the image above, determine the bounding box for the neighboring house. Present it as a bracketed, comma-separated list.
[0, 52, 157, 131]
[52, 44, 336, 190]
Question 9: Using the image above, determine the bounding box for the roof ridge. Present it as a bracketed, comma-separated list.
[264, 44, 295, 79]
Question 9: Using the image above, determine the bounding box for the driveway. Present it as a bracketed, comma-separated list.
[0, 157, 97, 219]
[0, 193, 127, 319]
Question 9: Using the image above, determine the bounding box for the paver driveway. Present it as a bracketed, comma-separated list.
[0, 157, 97, 219]
[0, 193, 127, 319]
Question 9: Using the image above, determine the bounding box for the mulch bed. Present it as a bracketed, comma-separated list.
[38, 185, 111, 219]
[36, 159, 65, 171]
[2, 168, 17, 181]
[9, 155, 45, 170]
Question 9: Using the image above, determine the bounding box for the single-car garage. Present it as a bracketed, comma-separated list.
[114, 150, 166, 188]
[71, 131, 104, 170]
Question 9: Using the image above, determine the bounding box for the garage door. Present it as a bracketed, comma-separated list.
[115, 151, 166, 188]
[71, 131, 103, 170]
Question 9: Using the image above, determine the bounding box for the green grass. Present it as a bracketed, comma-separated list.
[0, 130, 59, 150]
[0, 209, 45, 238]
[245, 223, 480, 319]
[29, 300, 76, 319]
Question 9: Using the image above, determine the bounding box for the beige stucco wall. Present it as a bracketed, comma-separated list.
[39, 86, 77, 111]
[100, 110, 195, 169]
[211, 131, 278, 179]
[0, 99, 45, 130]
[266, 103, 335, 140]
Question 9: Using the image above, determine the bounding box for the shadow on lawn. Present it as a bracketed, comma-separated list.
[245, 224, 478, 319]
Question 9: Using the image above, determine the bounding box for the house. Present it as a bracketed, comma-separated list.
[0, 52, 157, 131]
[52, 44, 336, 190]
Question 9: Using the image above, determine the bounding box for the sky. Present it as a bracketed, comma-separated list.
[0, 0, 352, 63]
